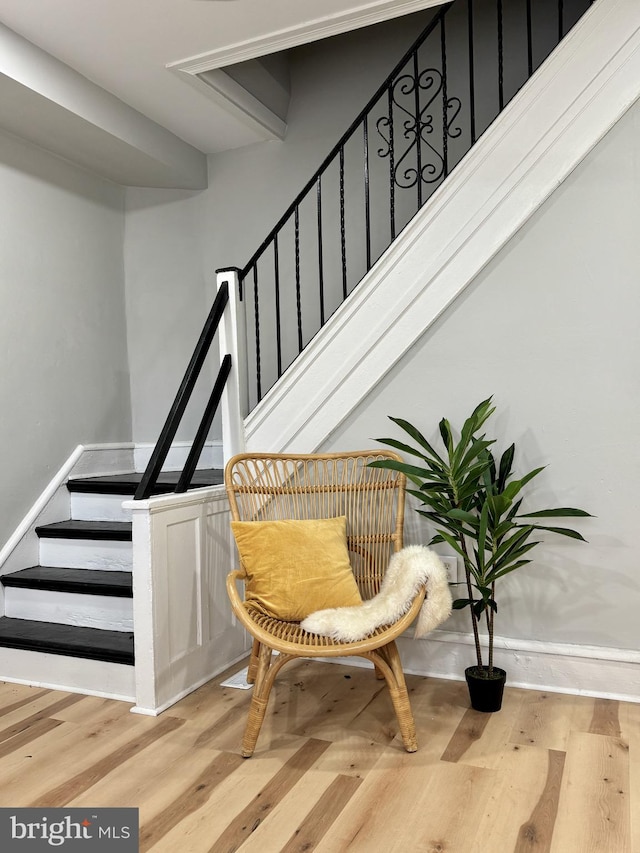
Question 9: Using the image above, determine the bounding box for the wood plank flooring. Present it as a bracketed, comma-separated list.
[0, 660, 637, 852]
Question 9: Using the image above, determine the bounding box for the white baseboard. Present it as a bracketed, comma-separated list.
[133, 440, 223, 473]
[397, 630, 640, 704]
[129, 649, 251, 716]
[70, 443, 135, 479]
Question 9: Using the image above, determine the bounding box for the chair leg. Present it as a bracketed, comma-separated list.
[241, 648, 295, 758]
[369, 642, 418, 753]
[246, 639, 261, 684]
[373, 660, 386, 680]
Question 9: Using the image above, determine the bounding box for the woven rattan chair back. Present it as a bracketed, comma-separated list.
[226, 451, 405, 600]
[225, 450, 423, 756]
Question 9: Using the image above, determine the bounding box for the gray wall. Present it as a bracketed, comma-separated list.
[123, 188, 211, 443]
[322, 98, 640, 653]
[0, 130, 131, 547]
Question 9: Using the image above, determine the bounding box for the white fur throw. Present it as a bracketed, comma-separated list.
[300, 545, 452, 642]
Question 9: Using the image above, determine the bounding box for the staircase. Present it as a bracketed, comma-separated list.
[0, 469, 222, 699]
[2, 0, 639, 708]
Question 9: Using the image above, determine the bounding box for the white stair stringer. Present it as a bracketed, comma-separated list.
[244, 0, 640, 454]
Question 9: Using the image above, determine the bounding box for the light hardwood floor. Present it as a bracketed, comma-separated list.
[0, 658, 638, 852]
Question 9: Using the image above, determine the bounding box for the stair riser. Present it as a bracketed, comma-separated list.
[70, 492, 132, 522]
[0, 647, 135, 701]
[4, 587, 133, 632]
[39, 539, 133, 571]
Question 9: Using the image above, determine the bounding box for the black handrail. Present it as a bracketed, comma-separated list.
[238, 0, 596, 410]
[134, 281, 230, 500]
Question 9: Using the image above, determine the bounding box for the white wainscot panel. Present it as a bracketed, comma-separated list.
[131, 487, 249, 715]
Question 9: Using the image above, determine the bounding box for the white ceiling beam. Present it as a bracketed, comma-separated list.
[0, 22, 208, 188]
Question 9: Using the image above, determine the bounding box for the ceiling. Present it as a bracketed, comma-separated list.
[0, 0, 444, 156]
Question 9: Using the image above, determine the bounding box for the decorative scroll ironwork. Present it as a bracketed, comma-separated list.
[376, 68, 462, 190]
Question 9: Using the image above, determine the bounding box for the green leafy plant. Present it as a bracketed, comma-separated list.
[370, 398, 591, 677]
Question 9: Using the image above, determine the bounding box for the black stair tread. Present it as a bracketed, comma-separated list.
[0, 617, 134, 665]
[67, 468, 224, 495]
[35, 520, 132, 541]
[1, 567, 132, 597]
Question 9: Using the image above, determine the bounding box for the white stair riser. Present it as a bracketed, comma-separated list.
[39, 538, 133, 570]
[0, 648, 135, 701]
[70, 493, 132, 522]
[4, 587, 133, 631]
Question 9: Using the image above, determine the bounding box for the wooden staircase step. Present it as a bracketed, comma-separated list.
[67, 469, 224, 495]
[0, 617, 134, 665]
[35, 520, 132, 541]
[1, 567, 132, 597]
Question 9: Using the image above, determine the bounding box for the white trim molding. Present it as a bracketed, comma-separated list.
[165, 1, 449, 141]
[244, 0, 640, 454]
[0, 445, 83, 576]
[168, 0, 448, 73]
[398, 630, 640, 704]
[133, 440, 223, 473]
[168, 68, 287, 142]
[69, 443, 135, 479]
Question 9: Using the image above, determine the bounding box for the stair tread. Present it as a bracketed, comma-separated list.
[67, 468, 224, 495]
[2, 567, 132, 597]
[35, 520, 132, 541]
[0, 617, 134, 665]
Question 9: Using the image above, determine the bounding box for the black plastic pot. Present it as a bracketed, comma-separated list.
[465, 666, 506, 712]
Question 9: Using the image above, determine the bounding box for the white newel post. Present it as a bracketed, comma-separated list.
[216, 268, 247, 465]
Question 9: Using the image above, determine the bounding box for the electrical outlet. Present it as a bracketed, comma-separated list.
[439, 554, 460, 585]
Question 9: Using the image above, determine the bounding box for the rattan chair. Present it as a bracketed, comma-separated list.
[225, 451, 426, 757]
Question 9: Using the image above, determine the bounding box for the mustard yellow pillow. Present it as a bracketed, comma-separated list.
[230, 516, 362, 621]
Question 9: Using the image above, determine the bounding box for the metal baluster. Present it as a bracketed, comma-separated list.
[413, 51, 423, 209]
[441, 16, 449, 179]
[558, 0, 564, 40]
[273, 235, 282, 378]
[468, 0, 476, 145]
[363, 116, 371, 272]
[294, 205, 303, 353]
[340, 146, 347, 299]
[388, 85, 396, 241]
[134, 282, 230, 500]
[526, 0, 533, 77]
[175, 354, 232, 493]
[253, 265, 262, 403]
[316, 174, 325, 326]
[497, 0, 504, 112]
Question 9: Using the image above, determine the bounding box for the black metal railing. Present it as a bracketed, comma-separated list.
[239, 0, 595, 410]
[134, 280, 232, 500]
[136, 0, 596, 495]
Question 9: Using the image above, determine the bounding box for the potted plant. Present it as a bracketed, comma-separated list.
[370, 397, 591, 712]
